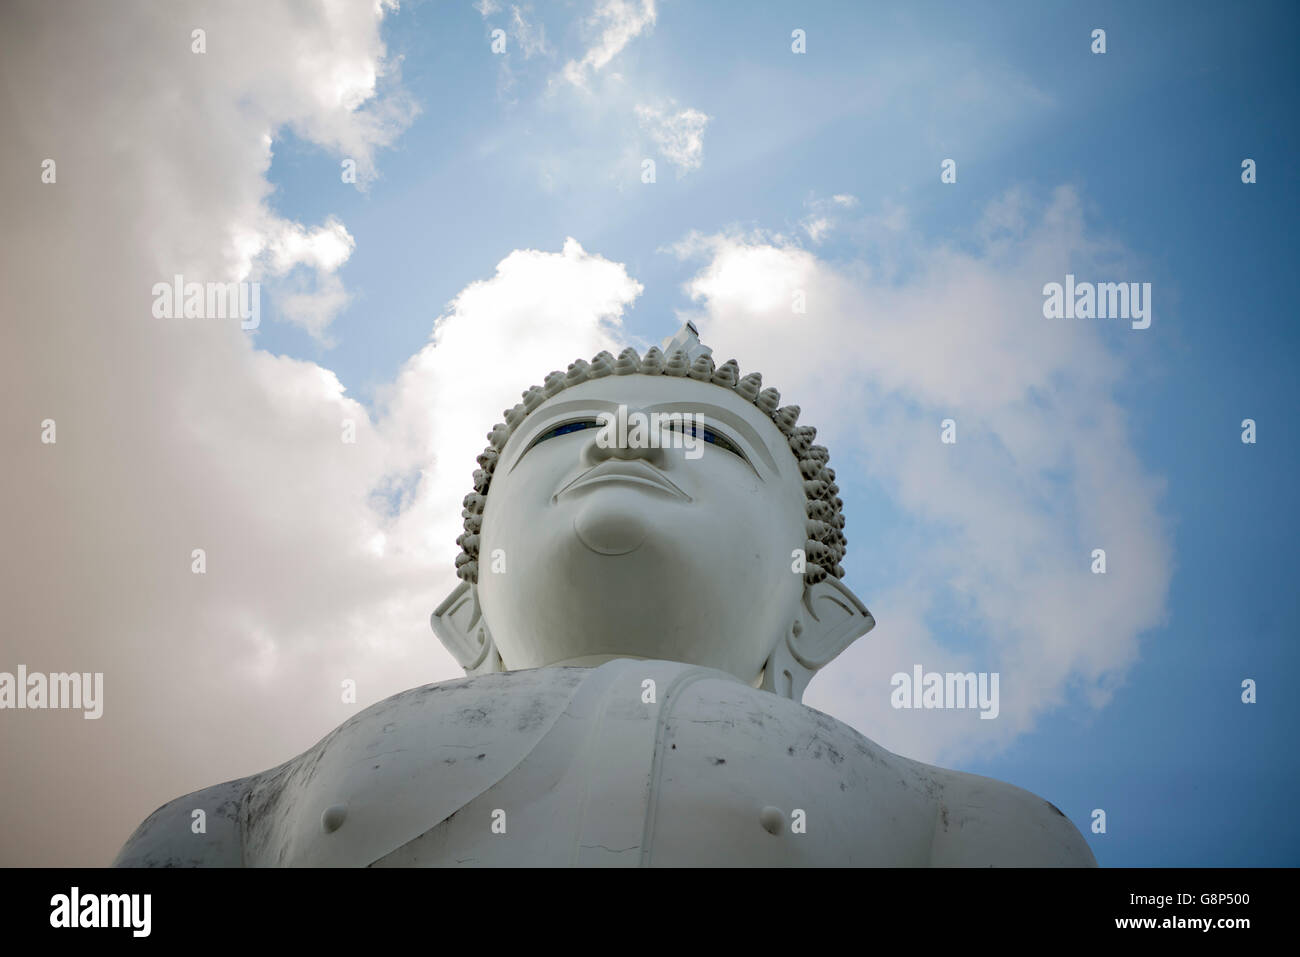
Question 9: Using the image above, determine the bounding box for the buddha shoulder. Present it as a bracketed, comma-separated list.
[113, 667, 587, 866]
[631, 665, 1096, 866]
[907, 762, 1097, 866]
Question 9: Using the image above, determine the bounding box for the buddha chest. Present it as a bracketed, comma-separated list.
[244, 661, 937, 866]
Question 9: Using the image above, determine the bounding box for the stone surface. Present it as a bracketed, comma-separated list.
[114, 661, 1094, 866]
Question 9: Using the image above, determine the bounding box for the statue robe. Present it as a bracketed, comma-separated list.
[113, 659, 1094, 867]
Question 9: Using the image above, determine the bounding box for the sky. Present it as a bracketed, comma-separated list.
[0, 0, 1296, 867]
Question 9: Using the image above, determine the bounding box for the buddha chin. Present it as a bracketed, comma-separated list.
[477, 479, 799, 681]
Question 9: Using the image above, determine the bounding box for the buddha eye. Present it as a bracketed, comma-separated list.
[665, 420, 746, 460]
[526, 418, 602, 450]
[521, 415, 748, 463]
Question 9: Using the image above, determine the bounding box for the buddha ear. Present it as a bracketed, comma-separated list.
[430, 582, 503, 676]
[762, 576, 875, 703]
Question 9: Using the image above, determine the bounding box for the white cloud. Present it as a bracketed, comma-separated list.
[800, 193, 881, 244]
[672, 188, 1172, 765]
[273, 270, 353, 343]
[635, 102, 710, 173]
[229, 215, 359, 340]
[802, 216, 833, 243]
[510, 5, 549, 59]
[558, 0, 656, 89]
[259, 217, 356, 275]
[477, 4, 551, 103]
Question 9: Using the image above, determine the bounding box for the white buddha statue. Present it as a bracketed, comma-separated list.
[114, 322, 1095, 867]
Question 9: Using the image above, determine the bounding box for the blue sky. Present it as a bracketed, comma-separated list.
[3, 0, 1296, 867]
[253, 1, 1300, 866]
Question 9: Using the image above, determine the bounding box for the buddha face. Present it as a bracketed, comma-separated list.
[475, 373, 809, 684]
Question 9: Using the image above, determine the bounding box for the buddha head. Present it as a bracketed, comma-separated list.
[430, 322, 874, 701]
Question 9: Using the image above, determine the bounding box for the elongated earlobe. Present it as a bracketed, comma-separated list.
[431, 582, 503, 675]
[762, 577, 875, 702]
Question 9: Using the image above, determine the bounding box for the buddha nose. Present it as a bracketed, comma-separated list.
[582, 409, 668, 467]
